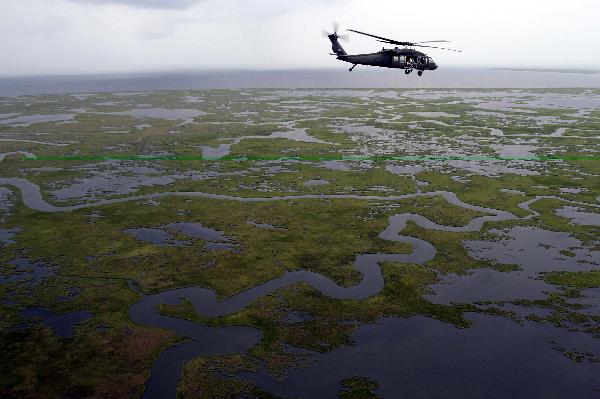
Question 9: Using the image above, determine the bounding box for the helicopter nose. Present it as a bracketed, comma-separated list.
[432, 63, 438, 70]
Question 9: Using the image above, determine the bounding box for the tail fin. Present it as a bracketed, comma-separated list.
[328, 34, 347, 56]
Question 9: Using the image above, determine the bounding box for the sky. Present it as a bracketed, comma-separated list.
[0, 0, 599, 76]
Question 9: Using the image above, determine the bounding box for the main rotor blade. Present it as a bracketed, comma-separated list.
[415, 40, 451, 44]
[349, 29, 460, 52]
[348, 29, 411, 46]
[322, 29, 348, 41]
[413, 44, 462, 53]
[332, 21, 340, 34]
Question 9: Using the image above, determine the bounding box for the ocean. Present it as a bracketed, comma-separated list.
[1, 68, 600, 96]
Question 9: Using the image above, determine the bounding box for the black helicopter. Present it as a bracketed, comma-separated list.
[324, 23, 460, 76]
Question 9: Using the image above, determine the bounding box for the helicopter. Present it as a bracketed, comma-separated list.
[323, 23, 461, 76]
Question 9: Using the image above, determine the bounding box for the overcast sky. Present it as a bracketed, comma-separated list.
[1, 0, 599, 76]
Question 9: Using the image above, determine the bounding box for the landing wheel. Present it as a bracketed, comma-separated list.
[349, 64, 357, 72]
[417, 71, 423, 77]
[405, 69, 412, 75]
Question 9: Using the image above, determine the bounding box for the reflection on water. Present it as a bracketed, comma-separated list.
[427, 267, 552, 304]
[200, 143, 230, 159]
[123, 227, 191, 247]
[101, 108, 204, 125]
[0, 113, 76, 127]
[556, 206, 600, 226]
[410, 111, 459, 118]
[427, 226, 600, 311]
[200, 128, 334, 159]
[386, 164, 425, 175]
[20, 307, 92, 338]
[303, 179, 329, 187]
[124, 222, 235, 251]
[240, 314, 600, 399]
[0, 186, 14, 214]
[1, 258, 55, 288]
[465, 227, 599, 273]
[0, 227, 21, 246]
[491, 144, 538, 159]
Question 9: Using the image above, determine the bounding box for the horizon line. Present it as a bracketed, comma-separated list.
[2, 66, 600, 80]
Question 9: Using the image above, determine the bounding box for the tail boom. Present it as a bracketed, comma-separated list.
[328, 34, 347, 56]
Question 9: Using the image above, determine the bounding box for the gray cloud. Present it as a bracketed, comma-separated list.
[1, 0, 599, 76]
[70, 0, 205, 9]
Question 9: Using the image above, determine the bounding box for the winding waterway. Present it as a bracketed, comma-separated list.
[1, 175, 599, 398]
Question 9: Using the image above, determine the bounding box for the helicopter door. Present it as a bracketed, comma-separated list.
[392, 56, 405, 66]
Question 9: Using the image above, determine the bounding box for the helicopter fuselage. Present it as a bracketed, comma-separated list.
[339, 48, 438, 71]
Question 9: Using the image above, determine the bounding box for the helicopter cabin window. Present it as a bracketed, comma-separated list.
[392, 56, 405, 65]
[419, 57, 427, 65]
